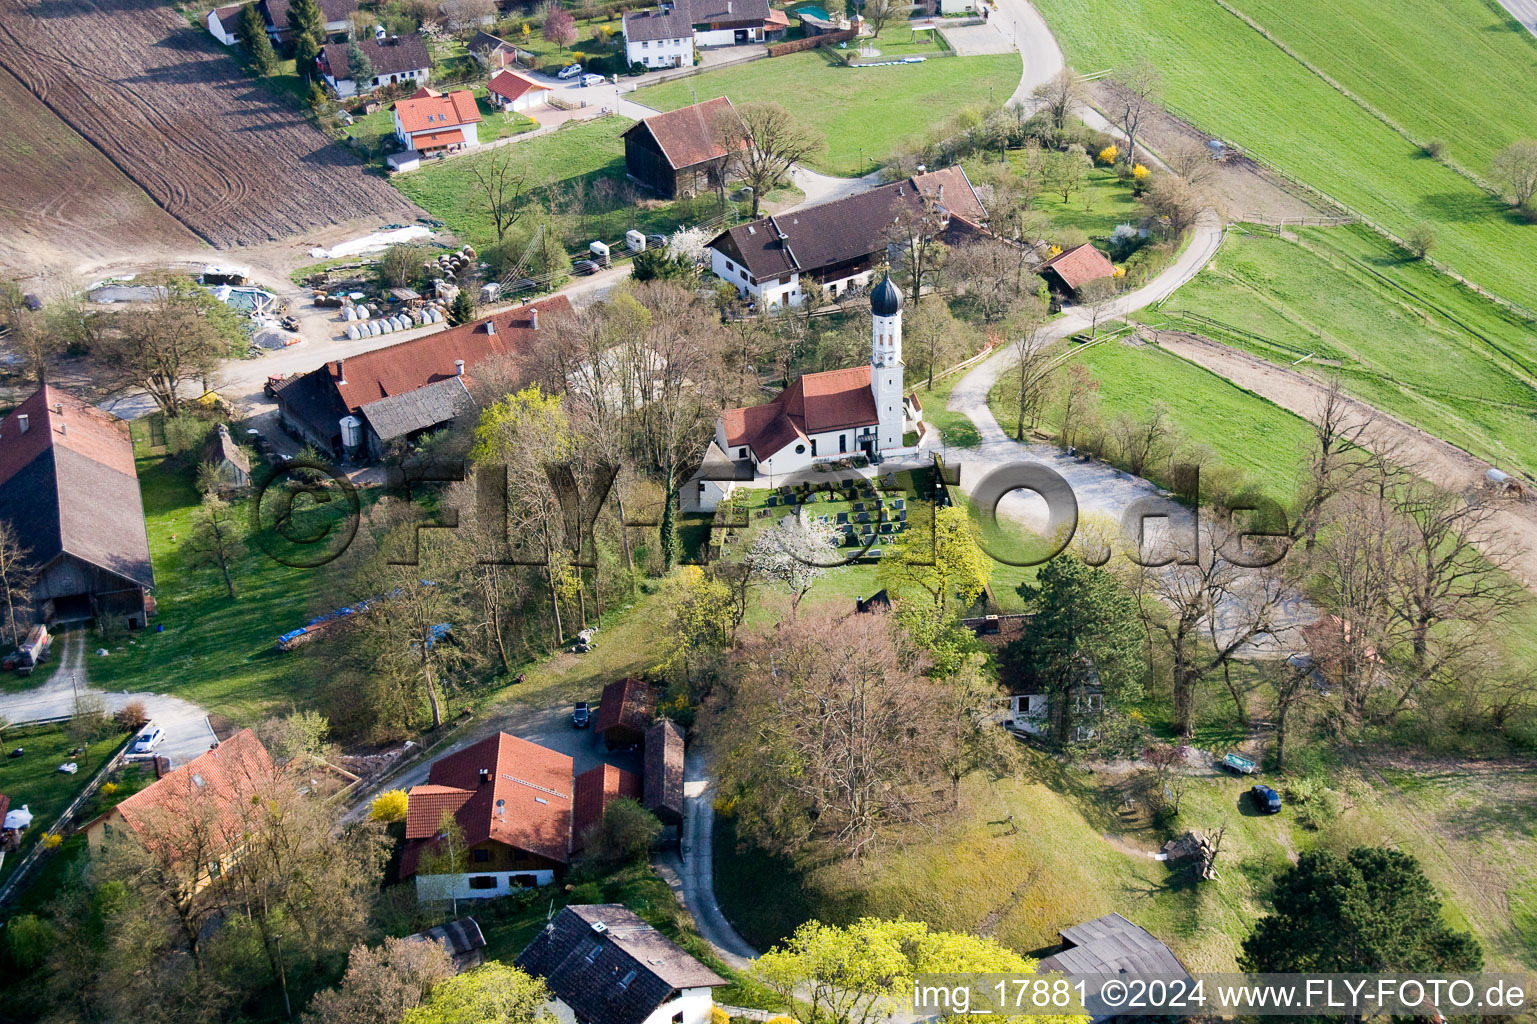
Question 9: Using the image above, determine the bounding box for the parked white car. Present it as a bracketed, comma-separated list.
[556, 63, 583, 80]
[131, 726, 164, 755]
[579, 73, 605, 87]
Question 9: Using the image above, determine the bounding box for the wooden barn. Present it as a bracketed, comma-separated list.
[622, 97, 743, 198]
[0, 386, 154, 628]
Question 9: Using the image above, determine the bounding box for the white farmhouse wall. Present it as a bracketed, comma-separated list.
[413, 868, 555, 902]
[641, 988, 717, 1024]
[694, 25, 763, 45]
[626, 34, 692, 66]
[208, 11, 238, 44]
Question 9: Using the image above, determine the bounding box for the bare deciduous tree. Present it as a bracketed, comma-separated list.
[302, 937, 456, 1024]
[1165, 136, 1217, 191]
[1008, 298, 1054, 440]
[886, 193, 949, 311]
[1108, 57, 1161, 163]
[1491, 139, 1537, 210]
[0, 520, 34, 646]
[716, 103, 823, 218]
[94, 273, 229, 415]
[1031, 66, 1085, 133]
[468, 147, 533, 243]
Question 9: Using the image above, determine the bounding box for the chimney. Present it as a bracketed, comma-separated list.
[726, 0, 731, 10]
[59, 424, 67, 436]
[937, 182, 945, 202]
[17, 414, 28, 434]
[478, 767, 490, 785]
[335, 359, 346, 384]
[455, 359, 465, 376]
[483, 319, 496, 334]
[53, 402, 62, 415]
[529, 307, 540, 330]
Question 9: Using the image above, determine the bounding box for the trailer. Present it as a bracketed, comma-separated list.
[1221, 752, 1256, 775]
[14, 624, 51, 676]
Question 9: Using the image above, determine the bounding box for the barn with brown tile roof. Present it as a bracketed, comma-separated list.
[643, 719, 684, 827]
[595, 678, 657, 749]
[571, 763, 642, 852]
[1036, 242, 1116, 297]
[623, 97, 744, 198]
[271, 295, 571, 459]
[0, 385, 154, 628]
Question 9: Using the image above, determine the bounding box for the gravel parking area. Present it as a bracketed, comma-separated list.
[937, 21, 1017, 56]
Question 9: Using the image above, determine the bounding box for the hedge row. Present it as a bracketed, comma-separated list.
[766, 27, 856, 57]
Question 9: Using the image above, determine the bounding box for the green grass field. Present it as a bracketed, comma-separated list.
[717, 746, 1537, 971]
[633, 50, 1022, 176]
[86, 427, 335, 725]
[346, 89, 537, 158]
[1032, 0, 1537, 314]
[1156, 225, 1537, 477]
[0, 724, 130, 888]
[390, 117, 738, 250]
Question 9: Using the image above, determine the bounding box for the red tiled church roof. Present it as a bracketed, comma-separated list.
[720, 364, 877, 459]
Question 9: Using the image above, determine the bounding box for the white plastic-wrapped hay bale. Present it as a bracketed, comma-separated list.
[392, 316, 407, 331]
[343, 306, 356, 321]
[356, 305, 370, 320]
[368, 320, 381, 336]
[347, 324, 361, 340]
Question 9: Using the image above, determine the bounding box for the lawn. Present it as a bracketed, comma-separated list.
[86, 425, 340, 725]
[0, 723, 130, 889]
[963, 159, 1145, 249]
[1156, 224, 1537, 477]
[989, 336, 1317, 494]
[390, 117, 739, 250]
[1031, 0, 1537, 314]
[716, 745, 1537, 971]
[633, 50, 1022, 176]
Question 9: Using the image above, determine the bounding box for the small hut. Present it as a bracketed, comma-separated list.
[200, 424, 252, 494]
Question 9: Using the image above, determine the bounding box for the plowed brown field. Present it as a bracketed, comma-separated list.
[0, 0, 417, 248]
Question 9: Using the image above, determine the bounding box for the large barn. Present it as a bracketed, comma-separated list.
[0, 386, 154, 628]
[622, 97, 743, 198]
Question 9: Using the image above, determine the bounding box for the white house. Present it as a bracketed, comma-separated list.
[485, 69, 552, 113]
[260, 0, 356, 39]
[706, 165, 988, 309]
[318, 33, 431, 98]
[515, 905, 728, 1024]
[207, 3, 245, 45]
[392, 87, 481, 153]
[621, 0, 778, 67]
[697, 276, 917, 508]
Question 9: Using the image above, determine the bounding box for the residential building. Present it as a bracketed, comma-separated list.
[392, 86, 481, 153]
[706, 165, 986, 308]
[270, 296, 571, 460]
[400, 733, 640, 900]
[706, 275, 916, 486]
[595, 677, 657, 750]
[1036, 241, 1116, 299]
[1007, 659, 1105, 742]
[207, 3, 245, 45]
[1038, 914, 1189, 1022]
[468, 31, 520, 68]
[620, 0, 780, 67]
[260, 0, 355, 39]
[642, 719, 684, 829]
[855, 589, 892, 614]
[622, 97, 743, 198]
[486, 69, 552, 113]
[319, 33, 431, 98]
[515, 904, 728, 1024]
[0, 386, 154, 628]
[621, 3, 693, 68]
[82, 730, 274, 882]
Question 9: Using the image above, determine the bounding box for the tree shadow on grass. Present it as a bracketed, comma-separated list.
[1416, 190, 1510, 224]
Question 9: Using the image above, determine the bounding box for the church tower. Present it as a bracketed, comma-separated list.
[869, 274, 905, 452]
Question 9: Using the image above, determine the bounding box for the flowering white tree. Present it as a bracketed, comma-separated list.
[666, 225, 712, 267]
[750, 514, 840, 618]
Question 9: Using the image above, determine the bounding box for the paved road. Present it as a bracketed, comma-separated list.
[0, 633, 217, 767]
[1497, 0, 1537, 35]
[675, 748, 758, 967]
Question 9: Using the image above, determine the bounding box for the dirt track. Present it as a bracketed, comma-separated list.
[1155, 330, 1537, 592]
[0, 0, 416, 248]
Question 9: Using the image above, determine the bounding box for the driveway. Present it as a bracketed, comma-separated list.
[0, 633, 217, 768]
[1498, 0, 1537, 35]
[936, 19, 1017, 56]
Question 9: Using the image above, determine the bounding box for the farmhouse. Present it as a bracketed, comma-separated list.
[704, 276, 917, 489]
[207, 3, 245, 45]
[261, 0, 355, 39]
[392, 87, 481, 153]
[621, 0, 781, 68]
[400, 732, 640, 900]
[319, 33, 431, 98]
[0, 386, 154, 628]
[706, 165, 985, 308]
[515, 904, 727, 1024]
[622, 97, 742, 198]
[270, 296, 571, 460]
[486, 69, 552, 113]
[468, 31, 519, 68]
[83, 730, 274, 875]
[596, 677, 657, 750]
[1036, 242, 1116, 299]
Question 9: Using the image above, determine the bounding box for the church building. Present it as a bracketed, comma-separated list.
[692, 276, 919, 510]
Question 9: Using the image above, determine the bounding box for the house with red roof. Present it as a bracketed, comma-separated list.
[486, 69, 551, 114]
[401, 733, 640, 900]
[595, 677, 658, 750]
[319, 33, 430, 98]
[270, 295, 571, 460]
[0, 386, 154, 627]
[622, 97, 744, 198]
[697, 274, 917, 500]
[392, 87, 482, 154]
[82, 730, 274, 884]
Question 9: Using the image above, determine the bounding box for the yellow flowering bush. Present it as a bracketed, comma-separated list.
[370, 789, 409, 823]
[1097, 144, 1119, 165]
[100, 781, 118, 797]
[42, 833, 63, 850]
[1112, 266, 1126, 279]
[1132, 163, 1150, 180]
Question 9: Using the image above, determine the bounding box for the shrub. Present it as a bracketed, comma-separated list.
[100, 781, 118, 797]
[583, 798, 663, 863]
[1097, 144, 1118, 165]
[114, 700, 149, 731]
[1423, 138, 1446, 159]
[710, 1008, 731, 1024]
[1404, 223, 1437, 259]
[371, 789, 410, 822]
[1108, 222, 1141, 260]
[42, 833, 62, 850]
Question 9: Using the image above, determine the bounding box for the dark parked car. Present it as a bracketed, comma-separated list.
[571, 259, 599, 276]
[572, 702, 590, 728]
[646, 233, 667, 249]
[1251, 784, 1282, 814]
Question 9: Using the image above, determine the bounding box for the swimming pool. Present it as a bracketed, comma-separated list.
[795, 4, 831, 20]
